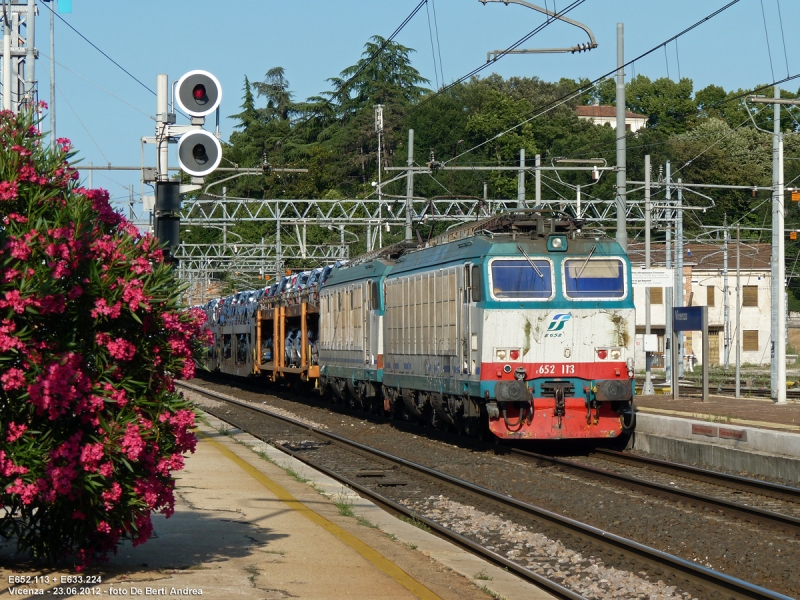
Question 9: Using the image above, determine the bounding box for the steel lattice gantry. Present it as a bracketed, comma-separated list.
[177, 171, 727, 283]
[179, 194, 665, 226]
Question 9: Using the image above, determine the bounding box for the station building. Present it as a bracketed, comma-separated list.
[627, 242, 774, 369]
[575, 104, 649, 133]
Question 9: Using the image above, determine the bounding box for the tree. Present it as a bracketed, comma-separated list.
[668, 118, 772, 228]
[327, 35, 430, 113]
[252, 67, 297, 122]
[0, 106, 208, 567]
[625, 75, 696, 134]
[230, 76, 259, 130]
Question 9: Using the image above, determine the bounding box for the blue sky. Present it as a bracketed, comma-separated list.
[32, 0, 800, 215]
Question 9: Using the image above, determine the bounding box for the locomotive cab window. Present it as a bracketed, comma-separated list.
[489, 259, 553, 300]
[563, 258, 625, 299]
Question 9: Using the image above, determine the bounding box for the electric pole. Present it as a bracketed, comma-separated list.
[747, 90, 800, 403]
[615, 23, 627, 251]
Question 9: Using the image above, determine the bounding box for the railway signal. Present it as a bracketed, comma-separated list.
[177, 128, 221, 178]
[152, 70, 223, 262]
[175, 70, 222, 118]
[174, 70, 222, 178]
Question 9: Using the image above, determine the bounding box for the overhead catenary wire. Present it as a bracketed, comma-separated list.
[38, 51, 154, 120]
[425, 1, 440, 90]
[40, 1, 155, 97]
[759, 0, 776, 82]
[55, 83, 110, 164]
[436, 0, 742, 166]
[776, 0, 790, 77]
[431, 0, 445, 87]
[384, 0, 587, 132]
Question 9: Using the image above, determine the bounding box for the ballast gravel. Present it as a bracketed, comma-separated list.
[183, 386, 330, 430]
[402, 494, 692, 600]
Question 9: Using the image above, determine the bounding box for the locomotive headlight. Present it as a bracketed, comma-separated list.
[496, 349, 507, 360]
[547, 235, 568, 252]
[610, 349, 621, 360]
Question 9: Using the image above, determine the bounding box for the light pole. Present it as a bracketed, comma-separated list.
[747, 90, 800, 404]
[374, 104, 384, 250]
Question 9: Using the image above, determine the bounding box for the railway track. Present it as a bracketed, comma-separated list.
[512, 447, 800, 530]
[180, 380, 793, 600]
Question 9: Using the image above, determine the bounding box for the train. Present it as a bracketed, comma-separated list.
[199, 210, 636, 441]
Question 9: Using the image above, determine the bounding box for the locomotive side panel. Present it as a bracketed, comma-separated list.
[318, 262, 390, 404]
[383, 267, 461, 394]
[319, 282, 369, 370]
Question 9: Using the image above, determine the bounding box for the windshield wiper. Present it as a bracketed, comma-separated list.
[576, 244, 596, 279]
[517, 245, 543, 278]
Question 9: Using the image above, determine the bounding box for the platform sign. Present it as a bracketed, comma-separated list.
[632, 268, 674, 288]
[673, 306, 704, 332]
[671, 306, 708, 402]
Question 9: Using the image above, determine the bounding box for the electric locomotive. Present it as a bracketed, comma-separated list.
[202, 210, 636, 441]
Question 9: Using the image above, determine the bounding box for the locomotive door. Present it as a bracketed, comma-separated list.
[462, 263, 479, 375]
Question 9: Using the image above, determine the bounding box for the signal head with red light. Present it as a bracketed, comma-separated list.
[175, 70, 222, 117]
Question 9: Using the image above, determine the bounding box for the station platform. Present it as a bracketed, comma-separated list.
[0, 414, 554, 600]
[631, 392, 800, 483]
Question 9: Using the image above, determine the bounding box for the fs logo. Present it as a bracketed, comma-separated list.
[545, 313, 571, 337]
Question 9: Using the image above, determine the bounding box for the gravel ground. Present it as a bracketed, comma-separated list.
[185, 378, 799, 598]
[405, 495, 691, 599]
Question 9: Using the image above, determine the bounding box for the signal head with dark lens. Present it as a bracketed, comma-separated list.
[178, 130, 221, 177]
[192, 144, 208, 162]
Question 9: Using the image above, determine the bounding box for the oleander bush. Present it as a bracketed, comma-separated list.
[0, 105, 209, 568]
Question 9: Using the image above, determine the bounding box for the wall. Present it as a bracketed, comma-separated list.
[633, 266, 772, 366]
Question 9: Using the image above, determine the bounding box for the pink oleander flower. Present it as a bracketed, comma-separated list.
[0, 180, 18, 201]
[101, 482, 122, 510]
[0, 106, 205, 569]
[120, 424, 146, 461]
[6, 479, 38, 505]
[5, 422, 28, 442]
[79, 443, 105, 473]
[96, 521, 111, 534]
[1, 368, 26, 391]
[106, 337, 136, 361]
[90, 298, 122, 319]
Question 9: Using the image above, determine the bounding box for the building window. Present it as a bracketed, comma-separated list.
[706, 285, 715, 307]
[743, 330, 759, 352]
[650, 287, 663, 304]
[742, 286, 758, 307]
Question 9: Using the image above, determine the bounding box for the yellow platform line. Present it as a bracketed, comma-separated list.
[198, 430, 441, 600]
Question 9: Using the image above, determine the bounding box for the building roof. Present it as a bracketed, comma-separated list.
[626, 242, 771, 271]
[575, 105, 647, 120]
